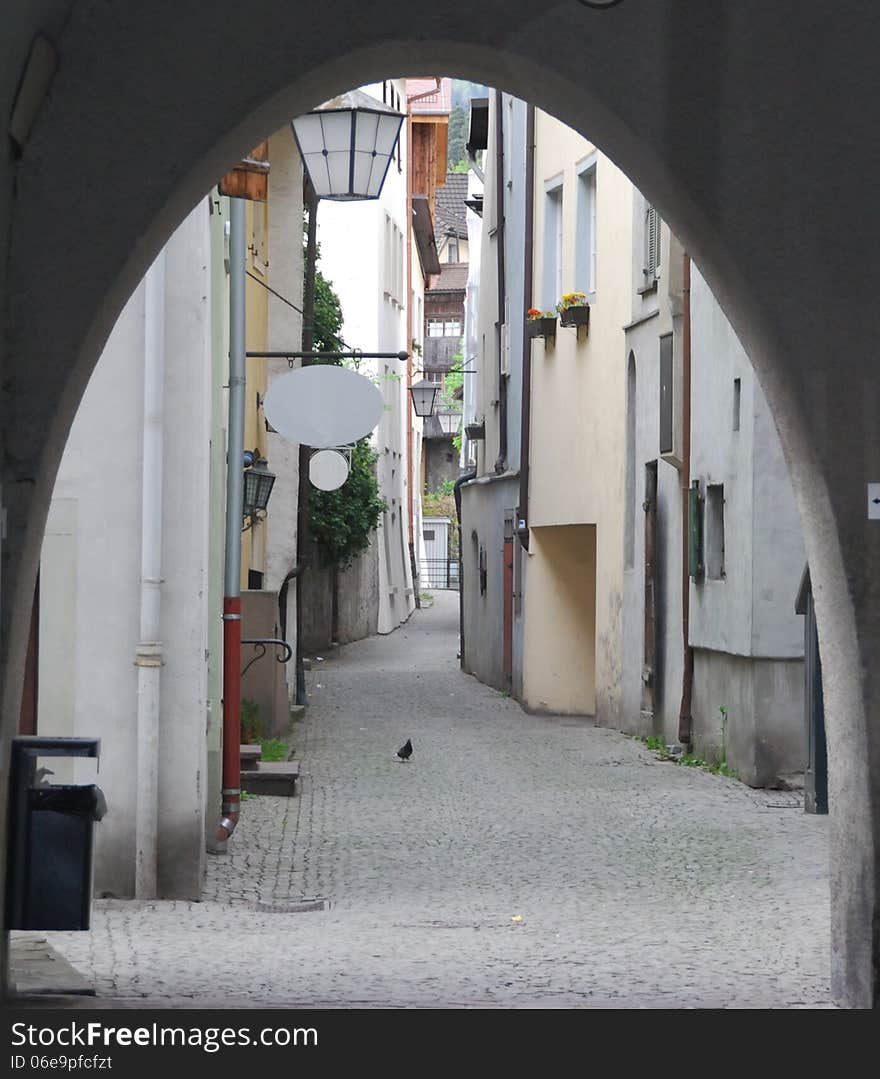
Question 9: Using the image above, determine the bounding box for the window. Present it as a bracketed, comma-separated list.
[447, 236, 459, 263]
[705, 484, 725, 580]
[733, 378, 742, 432]
[643, 202, 662, 287]
[384, 216, 404, 305]
[543, 180, 564, 309]
[423, 529, 435, 541]
[427, 318, 460, 337]
[576, 157, 597, 296]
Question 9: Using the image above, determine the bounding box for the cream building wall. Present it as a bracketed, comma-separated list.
[523, 113, 632, 722]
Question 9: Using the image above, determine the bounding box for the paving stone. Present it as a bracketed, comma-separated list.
[47, 593, 832, 1008]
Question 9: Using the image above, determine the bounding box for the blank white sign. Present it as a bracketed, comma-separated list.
[309, 449, 350, 491]
[264, 365, 383, 447]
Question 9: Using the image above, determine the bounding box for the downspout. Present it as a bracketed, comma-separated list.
[516, 104, 536, 551]
[494, 88, 508, 473]
[405, 77, 442, 605]
[454, 467, 477, 668]
[677, 254, 694, 746]
[216, 196, 246, 842]
[294, 182, 319, 705]
[135, 249, 166, 896]
[405, 101, 419, 607]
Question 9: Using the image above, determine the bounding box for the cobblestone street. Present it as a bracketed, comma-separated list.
[50, 592, 831, 1007]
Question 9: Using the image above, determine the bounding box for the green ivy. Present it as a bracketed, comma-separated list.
[309, 438, 387, 568]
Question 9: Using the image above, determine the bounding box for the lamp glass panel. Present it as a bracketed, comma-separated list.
[375, 113, 405, 158]
[354, 110, 380, 151]
[254, 472, 275, 510]
[365, 161, 386, 198]
[292, 113, 324, 155]
[352, 151, 376, 196]
[327, 151, 351, 195]
[321, 110, 352, 152]
[303, 152, 332, 196]
[243, 470, 259, 514]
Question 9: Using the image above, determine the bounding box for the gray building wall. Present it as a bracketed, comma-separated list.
[459, 93, 528, 696]
[425, 437, 459, 493]
[460, 475, 521, 692]
[300, 540, 380, 654]
[623, 248, 806, 785]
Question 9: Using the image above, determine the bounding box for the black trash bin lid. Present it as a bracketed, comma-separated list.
[29, 784, 106, 819]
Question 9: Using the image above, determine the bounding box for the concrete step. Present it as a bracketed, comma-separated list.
[241, 760, 301, 797]
[240, 744, 262, 771]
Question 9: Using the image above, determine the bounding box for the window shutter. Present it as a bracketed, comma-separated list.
[688, 480, 704, 580]
[645, 204, 661, 281]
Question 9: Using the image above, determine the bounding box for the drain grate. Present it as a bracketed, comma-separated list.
[256, 896, 331, 913]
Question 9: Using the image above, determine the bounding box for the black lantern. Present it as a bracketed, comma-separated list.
[243, 457, 276, 523]
[291, 89, 405, 201]
[409, 379, 441, 418]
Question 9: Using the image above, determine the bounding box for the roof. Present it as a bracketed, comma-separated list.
[427, 262, 468, 294]
[406, 77, 452, 114]
[435, 172, 469, 239]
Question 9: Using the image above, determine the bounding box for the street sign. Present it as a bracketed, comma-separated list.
[309, 449, 350, 491]
[263, 365, 383, 447]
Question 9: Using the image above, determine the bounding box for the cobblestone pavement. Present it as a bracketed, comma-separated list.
[50, 592, 832, 1007]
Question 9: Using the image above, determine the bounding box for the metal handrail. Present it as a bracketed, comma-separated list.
[240, 637, 293, 679]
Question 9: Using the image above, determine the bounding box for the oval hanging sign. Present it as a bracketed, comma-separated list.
[309, 449, 350, 491]
[264, 365, 384, 447]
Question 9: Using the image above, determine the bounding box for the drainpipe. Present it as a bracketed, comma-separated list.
[516, 104, 536, 551]
[216, 196, 246, 842]
[405, 101, 419, 607]
[677, 254, 694, 746]
[494, 88, 508, 473]
[294, 182, 318, 706]
[405, 77, 442, 606]
[135, 248, 166, 896]
[454, 467, 477, 668]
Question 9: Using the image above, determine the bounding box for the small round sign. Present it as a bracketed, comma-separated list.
[309, 449, 350, 491]
[264, 365, 384, 447]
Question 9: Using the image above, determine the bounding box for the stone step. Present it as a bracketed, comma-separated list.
[240, 744, 262, 771]
[241, 760, 301, 797]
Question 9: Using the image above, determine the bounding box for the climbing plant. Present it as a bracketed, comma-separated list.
[309, 438, 387, 568]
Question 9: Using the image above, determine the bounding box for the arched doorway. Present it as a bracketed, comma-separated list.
[2, 2, 878, 1006]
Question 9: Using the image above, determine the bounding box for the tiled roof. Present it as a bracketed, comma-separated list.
[435, 172, 469, 239]
[427, 262, 469, 293]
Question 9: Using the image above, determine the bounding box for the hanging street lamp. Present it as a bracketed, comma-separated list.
[291, 89, 406, 201]
[409, 379, 442, 418]
[242, 457, 276, 525]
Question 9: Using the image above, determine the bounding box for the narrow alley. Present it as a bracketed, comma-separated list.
[43, 593, 831, 1008]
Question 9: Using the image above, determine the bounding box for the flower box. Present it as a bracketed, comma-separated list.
[526, 316, 557, 341]
[559, 304, 590, 331]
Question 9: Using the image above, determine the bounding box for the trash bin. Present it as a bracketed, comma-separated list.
[6, 736, 105, 931]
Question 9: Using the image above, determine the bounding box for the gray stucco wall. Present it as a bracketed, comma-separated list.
[459, 474, 521, 693]
[425, 437, 459, 494]
[301, 539, 380, 654]
[692, 650, 804, 787]
[622, 309, 686, 741]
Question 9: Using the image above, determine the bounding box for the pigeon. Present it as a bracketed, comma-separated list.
[397, 738, 413, 762]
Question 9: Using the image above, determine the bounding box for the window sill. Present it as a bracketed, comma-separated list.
[637, 278, 659, 296]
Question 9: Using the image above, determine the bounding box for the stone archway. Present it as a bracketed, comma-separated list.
[2, 1, 878, 1006]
